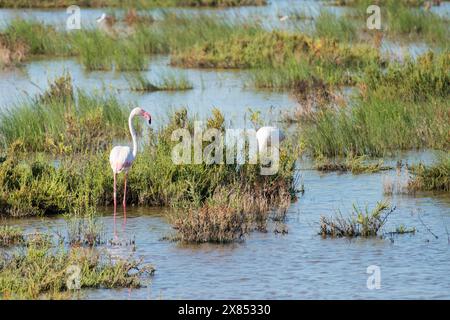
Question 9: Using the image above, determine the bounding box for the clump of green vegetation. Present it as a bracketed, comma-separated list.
[172, 29, 380, 71]
[0, 15, 261, 70]
[385, 0, 449, 45]
[25, 232, 53, 247]
[0, 74, 129, 154]
[128, 72, 193, 92]
[336, 0, 449, 45]
[72, 29, 148, 71]
[171, 28, 380, 90]
[0, 226, 24, 246]
[0, 34, 28, 68]
[66, 215, 104, 247]
[315, 154, 391, 174]
[408, 153, 450, 192]
[170, 204, 248, 243]
[320, 201, 396, 238]
[2, 19, 71, 57]
[155, 72, 193, 91]
[169, 182, 292, 243]
[304, 95, 449, 157]
[362, 52, 449, 101]
[314, 10, 357, 42]
[0, 241, 154, 299]
[303, 51, 450, 157]
[394, 224, 416, 234]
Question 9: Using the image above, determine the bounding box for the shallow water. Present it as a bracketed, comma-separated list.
[1, 1, 449, 300]
[3, 151, 450, 299]
[0, 55, 296, 128]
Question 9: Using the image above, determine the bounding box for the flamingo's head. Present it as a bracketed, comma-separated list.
[139, 108, 152, 126]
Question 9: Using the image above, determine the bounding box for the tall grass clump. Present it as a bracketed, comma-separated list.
[305, 95, 449, 157]
[172, 30, 379, 70]
[362, 51, 449, 101]
[385, 0, 449, 45]
[0, 74, 129, 154]
[314, 153, 391, 174]
[314, 10, 357, 42]
[408, 153, 450, 192]
[320, 201, 396, 237]
[71, 30, 148, 71]
[128, 72, 193, 91]
[65, 214, 104, 247]
[0, 226, 24, 246]
[2, 19, 70, 56]
[303, 51, 450, 157]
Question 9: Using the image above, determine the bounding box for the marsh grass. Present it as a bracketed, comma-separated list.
[0, 242, 155, 299]
[2, 19, 70, 57]
[348, 0, 448, 45]
[315, 154, 391, 174]
[128, 72, 193, 91]
[362, 52, 449, 101]
[303, 51, 449, 157]
[65, 215, 105, 247]
[320, 201, 396, 238]
[314, 10, 357, 42]
[0, 74, 129, 154]
[169, 204, 248, 243]
[408, 153, 450, 192]
[394, 224, 416, 234]
[385, 1, 449, 45]
[169, 182, 292, 243]
[305, 95, 449, 157]
[0, 225, 24, 246]
[172, 29, 379, 72]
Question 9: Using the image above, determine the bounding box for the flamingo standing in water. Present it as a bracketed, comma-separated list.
[109, 107, 151, 209]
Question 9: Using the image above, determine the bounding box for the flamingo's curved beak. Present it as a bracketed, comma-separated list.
[142, 111, 151, 126]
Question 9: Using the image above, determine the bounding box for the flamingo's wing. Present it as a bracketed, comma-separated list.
[109, 146, 133, 173]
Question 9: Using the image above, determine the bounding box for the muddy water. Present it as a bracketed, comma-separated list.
[3, 151, 450, 299]
[1, 1, 450, 299]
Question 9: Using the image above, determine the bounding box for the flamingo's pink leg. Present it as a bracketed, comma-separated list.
[113, 172, 117, 238]
[113, 173, 117, 209]
[123, 173, 128, 227]
[123, 173, 128, 208]
[122, 203, 127, 231]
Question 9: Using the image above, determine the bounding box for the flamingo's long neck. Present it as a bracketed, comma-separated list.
[129, 111, 138, 159]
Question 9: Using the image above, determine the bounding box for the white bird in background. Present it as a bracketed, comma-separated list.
[279, 15, 289, 22]
[96, 12, 135, 37]
[109, 107, 152, 209]
[96, 12, 107, 24]
[96, 12, 118, 36]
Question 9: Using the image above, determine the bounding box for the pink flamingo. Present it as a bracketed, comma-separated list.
[109, 107, 151, 210]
